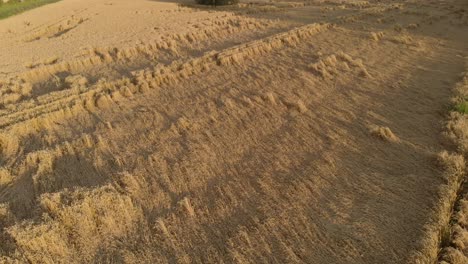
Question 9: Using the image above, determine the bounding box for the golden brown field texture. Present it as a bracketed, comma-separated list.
[0, 0, 467, 263]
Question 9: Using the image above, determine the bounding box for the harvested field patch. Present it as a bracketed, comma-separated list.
[0, 0, 467, 263]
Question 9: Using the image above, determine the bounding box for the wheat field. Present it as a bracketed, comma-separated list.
[0, 0, 468, 263]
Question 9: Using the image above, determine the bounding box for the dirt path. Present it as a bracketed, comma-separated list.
[1, 0, 467, 263]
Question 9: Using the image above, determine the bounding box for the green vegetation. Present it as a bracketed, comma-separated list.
[455, 100, 468, 114]
[195, 0, 239, 6]
[0, 0, 61, 20]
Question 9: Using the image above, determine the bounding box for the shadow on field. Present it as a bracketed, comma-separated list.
[148, 0, 468, 44]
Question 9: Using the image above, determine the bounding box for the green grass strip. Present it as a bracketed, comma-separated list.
[0, 0, 61, 20]
[455, 101, 468, 114]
